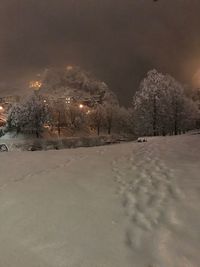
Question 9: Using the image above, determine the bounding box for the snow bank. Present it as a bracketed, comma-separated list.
[0, 134, 133, 151]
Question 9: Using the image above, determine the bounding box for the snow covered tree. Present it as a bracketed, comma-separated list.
[111, 106, 134, 135]
[103, 103, 119, 134]
[7, 93, 48, 137]
[89, 104, 105, 135]
[191, 88, 200, 128]
[133, 69, 165, 136]
[7, 104, 24, 133]
[39, 66, 118, 106]
[181, 98, 199, 132]
[48, 100, 68, 136]
[165, 76, 186, 135]
[133, 70, 198, 136]
[66, 105, 86, 132]
[162, 75, 199, 135]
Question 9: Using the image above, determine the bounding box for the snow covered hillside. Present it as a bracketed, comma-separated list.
[0, 133, 200, 267]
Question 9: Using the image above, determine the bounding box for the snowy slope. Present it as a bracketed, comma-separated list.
[0, 134, 200, 267]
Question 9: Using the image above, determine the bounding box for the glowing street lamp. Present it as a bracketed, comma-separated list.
[79, 104, 84, 109]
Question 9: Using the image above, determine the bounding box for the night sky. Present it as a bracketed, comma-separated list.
[1, 0, 200, 105]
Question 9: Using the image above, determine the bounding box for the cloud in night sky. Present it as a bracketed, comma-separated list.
[1, 0, 200, 104]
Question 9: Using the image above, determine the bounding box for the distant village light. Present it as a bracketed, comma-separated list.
[79, 104, 84, 109]
[29, 81, 42, 90]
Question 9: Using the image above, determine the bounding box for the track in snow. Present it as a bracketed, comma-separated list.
[112, 142, 181, 250]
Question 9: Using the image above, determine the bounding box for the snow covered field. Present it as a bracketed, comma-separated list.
[0, 133, 200, 267]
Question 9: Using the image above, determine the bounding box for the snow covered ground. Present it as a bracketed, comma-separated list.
[0, 133, 200, 267]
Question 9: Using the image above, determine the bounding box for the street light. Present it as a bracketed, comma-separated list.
[79, 104, 84, 109]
